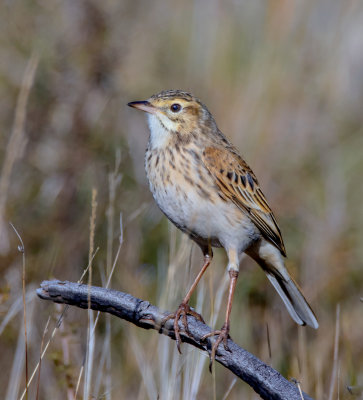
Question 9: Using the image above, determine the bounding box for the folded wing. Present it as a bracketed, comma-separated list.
[202, 146, 286, 256]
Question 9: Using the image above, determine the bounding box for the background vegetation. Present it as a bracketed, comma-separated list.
[1, 1, 362, 399]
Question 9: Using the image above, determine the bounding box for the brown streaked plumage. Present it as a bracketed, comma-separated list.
[202, 146, 286, 256]
[128, 90, 318, 365]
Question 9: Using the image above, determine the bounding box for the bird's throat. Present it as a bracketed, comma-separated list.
[147, 114, 173, 149]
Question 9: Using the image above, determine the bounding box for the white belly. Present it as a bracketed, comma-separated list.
[149, 179, 258, 253]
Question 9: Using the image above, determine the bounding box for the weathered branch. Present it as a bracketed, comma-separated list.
[37, 280, 313, 400]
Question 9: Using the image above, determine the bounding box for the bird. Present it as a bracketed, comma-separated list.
[128, 89, 318, 362]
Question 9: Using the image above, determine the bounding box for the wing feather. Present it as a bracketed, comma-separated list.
[203, 146, 286, 256]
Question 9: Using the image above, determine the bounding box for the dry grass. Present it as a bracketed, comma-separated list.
[1, 1, 363, 399]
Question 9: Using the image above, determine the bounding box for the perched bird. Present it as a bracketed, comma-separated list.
[128, 90, 318, 361]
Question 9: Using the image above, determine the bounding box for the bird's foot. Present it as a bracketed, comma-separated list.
[201, 322, 231, 371]
[161, 302, 205, 353]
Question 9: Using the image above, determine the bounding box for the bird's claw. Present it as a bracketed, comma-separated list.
[161, 302, 205, 353]
[201, 323, 231, 372]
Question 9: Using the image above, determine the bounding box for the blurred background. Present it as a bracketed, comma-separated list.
[1, 0, 363, 399]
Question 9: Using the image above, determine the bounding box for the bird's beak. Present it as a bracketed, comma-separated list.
[127, 100, 157, 115]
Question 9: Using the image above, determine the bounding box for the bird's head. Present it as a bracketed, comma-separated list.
[128, 90, 216, 148]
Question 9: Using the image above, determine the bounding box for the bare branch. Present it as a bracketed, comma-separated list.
[37, 280, 314, 400]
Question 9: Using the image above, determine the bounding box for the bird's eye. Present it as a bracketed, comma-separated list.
[170, 103, 181, 112]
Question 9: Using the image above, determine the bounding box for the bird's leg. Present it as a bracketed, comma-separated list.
[162, 252, 212, 353]
[201, 270, 239, 370]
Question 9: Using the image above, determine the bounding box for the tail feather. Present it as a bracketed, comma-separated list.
[246, 240, 319, 329]
[266, 272, 319, 329]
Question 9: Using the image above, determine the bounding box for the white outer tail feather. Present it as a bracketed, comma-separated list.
[266, 273, 319, 329]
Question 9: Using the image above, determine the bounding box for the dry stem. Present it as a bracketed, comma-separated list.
[37, 280, 314, 400]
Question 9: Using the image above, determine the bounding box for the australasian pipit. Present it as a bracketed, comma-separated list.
[128, 90, 318, 362]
